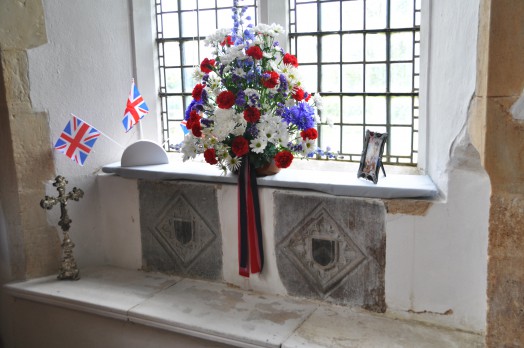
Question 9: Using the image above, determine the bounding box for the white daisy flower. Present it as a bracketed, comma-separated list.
[250, 136, 268, 154]
[226, 156, 242, 172]
[301, 139, 317, 155]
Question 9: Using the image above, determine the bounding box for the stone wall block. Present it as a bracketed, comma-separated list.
[475, 0, 491, 98]
[23, 226, 60, 278]
[468, 96, 488, 165]
[139, 180, 222, 281]
[488, 193, 524, 259]
[484, 97, 524, 192]
[486, 1, 524, 97]
[274, 191, 386, 312]
[0, 0, 47, 50]
[487, 255, 524, 347]
[10, 111, 55, 191]
[1, 50, 31, 109]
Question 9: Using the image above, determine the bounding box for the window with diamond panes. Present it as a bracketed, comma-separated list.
[156, 0, 258, 150]
[289, 0, 421, 164]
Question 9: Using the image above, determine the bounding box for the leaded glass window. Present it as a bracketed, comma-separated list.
[289, 0, 421, 164]
[156, 0, 421, 165]
[155, 0, 258, 150]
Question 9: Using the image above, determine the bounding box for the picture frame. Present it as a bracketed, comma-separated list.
[357, 130, 388, 184]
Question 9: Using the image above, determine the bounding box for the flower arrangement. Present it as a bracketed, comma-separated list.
[181, 1, 327, 173]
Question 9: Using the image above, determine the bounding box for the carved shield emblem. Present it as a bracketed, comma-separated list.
[312, 238, 337, 268]
[173, 218, 193, 245]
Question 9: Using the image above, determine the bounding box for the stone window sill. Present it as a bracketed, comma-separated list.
[102, 154, 438, 199]
[4, 267, 483, 347]
[102, 154, 437, 199]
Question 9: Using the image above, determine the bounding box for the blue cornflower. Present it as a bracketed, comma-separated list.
[281, 103, 315, 130]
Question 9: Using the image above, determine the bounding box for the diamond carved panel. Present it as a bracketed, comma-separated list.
[139, 181, 222, 280]
[282, 204, 366, 296]
[153, 194, 216, 271]
[275, 191, 386, 312]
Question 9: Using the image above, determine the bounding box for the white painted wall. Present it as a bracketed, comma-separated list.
[384, 0, 489, 333]
[423, 0, 481, 194]
[28, 0, 159, 267]
[28, 0, 489, 335]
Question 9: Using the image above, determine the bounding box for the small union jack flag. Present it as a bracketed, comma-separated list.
[123, 79, 149, 132]
[54, 115, 101, 166]
[180, 120, 189, 135]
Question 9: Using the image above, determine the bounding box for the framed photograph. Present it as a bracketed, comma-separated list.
[357, 130, 388, 184]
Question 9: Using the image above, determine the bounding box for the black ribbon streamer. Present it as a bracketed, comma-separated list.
[238, 157, 264, 277]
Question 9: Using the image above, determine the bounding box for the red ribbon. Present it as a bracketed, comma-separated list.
[238, 158, 264, 277]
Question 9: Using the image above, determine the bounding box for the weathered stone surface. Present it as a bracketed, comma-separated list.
[274, 191, 386, 312]
[1, 29, 56, 279]
[1, 50, 31, 109]
[139, 180, 222, 281]
[485, 0, 524, 97]
[384, 199, 432, 216]
[486, 193, 524, 347]
[487, 255, 524, 347]
[484, 97, 524, 194]
[0, 0, 47, 50]
[472, 2, 524, 345]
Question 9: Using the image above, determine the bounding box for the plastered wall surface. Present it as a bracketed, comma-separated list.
[26, 0, 148, 268]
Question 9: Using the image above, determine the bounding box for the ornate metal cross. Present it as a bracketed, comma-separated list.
[40, 175, 84, 280]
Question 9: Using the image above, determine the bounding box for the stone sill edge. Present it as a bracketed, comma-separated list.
[101, 160, 438, 200]
[4, 274, 272, 348]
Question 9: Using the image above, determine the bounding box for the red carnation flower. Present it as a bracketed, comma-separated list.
[221, 35, 234, 46]
[274, 150, 294, 168]
[246, 45, 263, 60]
[186, 110, 201, 129]
[204, 148, 218, 165]
[261, 71, 279, 89]
[231, 136, 249, 157]
[200, 58, 215, 73]
[191, 123, 202, 137]
[300, 128, 318, 140]
[216, 90, 236, 109]
[283, 53, 299, 67]
[243, 106, 261, 123]
[293, 88, 305, 101]
[192, 84, 204, 101]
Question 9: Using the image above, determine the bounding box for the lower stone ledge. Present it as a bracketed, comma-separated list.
[4, 266, 484, 348]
